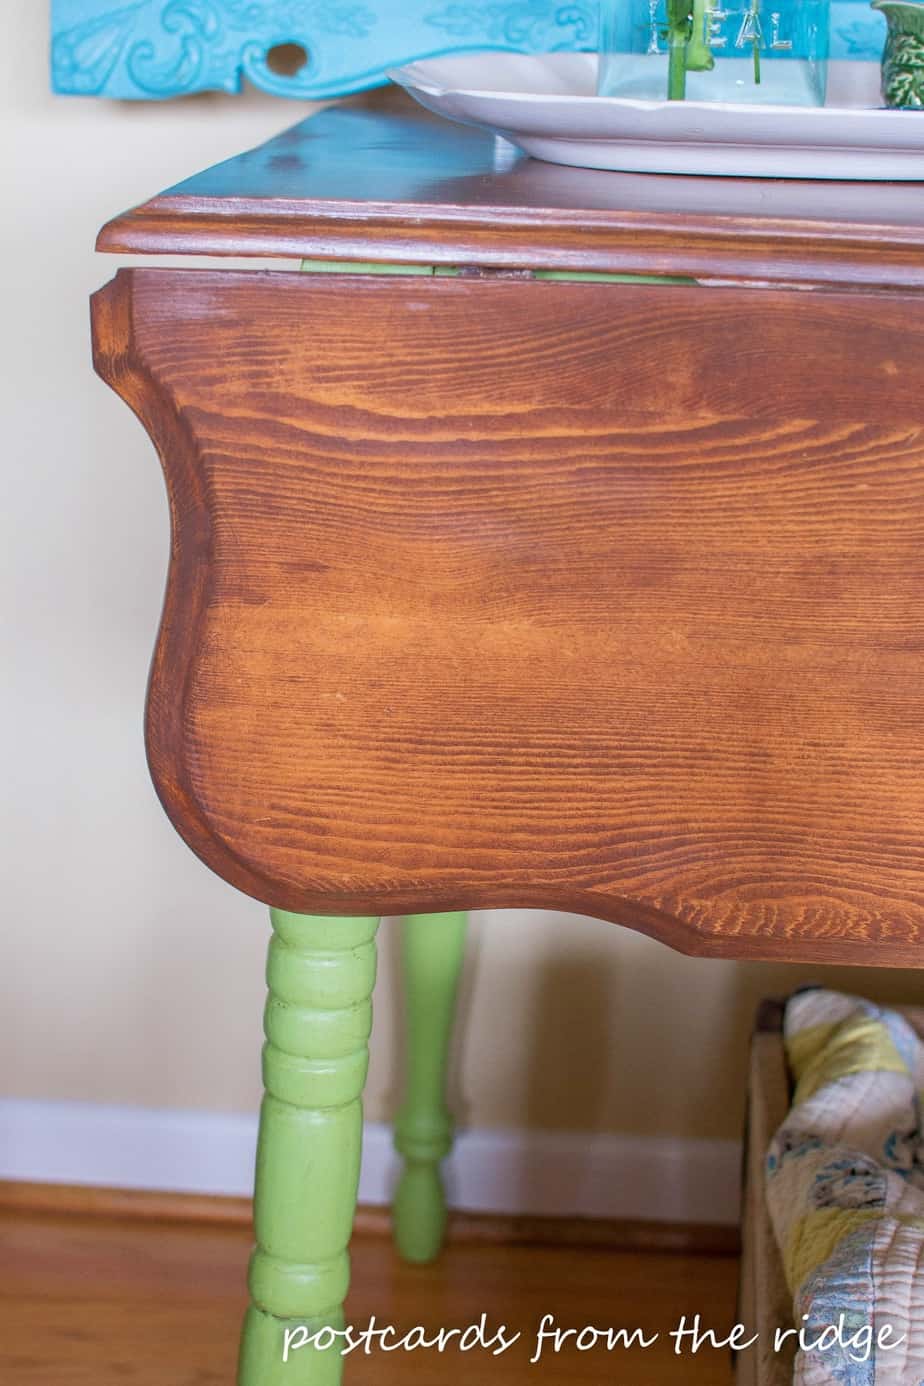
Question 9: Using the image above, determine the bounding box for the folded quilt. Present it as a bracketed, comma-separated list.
[766, 988, 924, 1386]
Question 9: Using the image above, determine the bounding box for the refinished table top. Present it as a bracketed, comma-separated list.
[98, 87, 924, 288]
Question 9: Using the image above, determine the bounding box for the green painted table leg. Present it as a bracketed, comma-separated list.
[238, 911, 379, 1385]
[392, 910, 468, 1264]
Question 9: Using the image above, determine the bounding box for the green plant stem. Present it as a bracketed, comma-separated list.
[752, 0, 762, 83]
[685, 0, 716, 71]
[668, 35, 688, 98]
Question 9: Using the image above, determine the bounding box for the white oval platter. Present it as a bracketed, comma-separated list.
[388, 53, 924, 181]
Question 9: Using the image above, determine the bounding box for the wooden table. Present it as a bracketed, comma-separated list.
[92, 89, 924, 1384]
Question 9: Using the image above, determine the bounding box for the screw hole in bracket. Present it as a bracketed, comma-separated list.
[265, 43, 310, 78]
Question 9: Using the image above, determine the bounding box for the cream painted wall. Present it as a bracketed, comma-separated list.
[3, 4, 922, 1154]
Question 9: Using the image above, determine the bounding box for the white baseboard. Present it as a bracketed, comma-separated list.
[0, 1099, 740, 1226]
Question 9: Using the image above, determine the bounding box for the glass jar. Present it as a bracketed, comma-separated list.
[597, 0, 830, 105]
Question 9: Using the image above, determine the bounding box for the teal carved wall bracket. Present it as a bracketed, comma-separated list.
[50, 0, 597, 99]
[52, 0, 883, 101]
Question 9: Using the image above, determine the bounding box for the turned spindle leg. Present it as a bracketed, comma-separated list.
[392, 910, 468, 1263]
[238, 910, 379, 1385]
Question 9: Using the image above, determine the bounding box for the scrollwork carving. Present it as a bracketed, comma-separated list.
[425, 3, 596, 47]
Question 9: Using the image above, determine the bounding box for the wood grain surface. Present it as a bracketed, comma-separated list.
[95, 94, 924, 290]
[0, 1208, 737, 1385]
[0, 1181, 738, 1253]
[92, 267, 924, 964]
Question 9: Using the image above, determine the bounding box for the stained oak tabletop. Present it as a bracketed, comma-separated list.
[92, 85, 924, 964]
[98, 87, 924, 288]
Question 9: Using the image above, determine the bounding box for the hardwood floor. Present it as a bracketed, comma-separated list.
[0, 1207, 738, 1384]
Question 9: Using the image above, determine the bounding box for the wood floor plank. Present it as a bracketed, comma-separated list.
[0, 1209, 738, 1384]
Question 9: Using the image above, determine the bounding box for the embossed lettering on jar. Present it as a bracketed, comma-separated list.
[597, 0, 830, 104]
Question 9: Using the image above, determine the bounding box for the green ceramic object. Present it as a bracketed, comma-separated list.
[873, 0, 924, 108]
